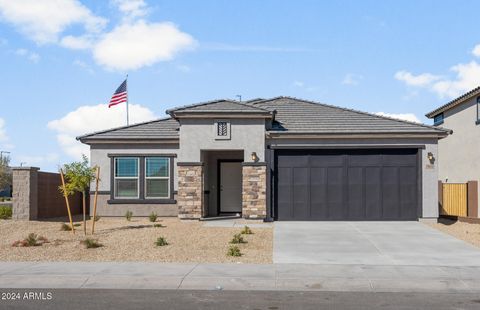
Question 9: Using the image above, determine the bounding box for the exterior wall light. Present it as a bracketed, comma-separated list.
[427, 152, 435, 163]
[251, 152, 259, 162]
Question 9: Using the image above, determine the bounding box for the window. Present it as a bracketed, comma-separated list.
[145, 157, 170, 198]
[477, 97, 480, 124]
[114, 157, 139, 198]
[433, 113, 444, 126]
[217, 122, 228, 136]
[214, 120, 230, 140]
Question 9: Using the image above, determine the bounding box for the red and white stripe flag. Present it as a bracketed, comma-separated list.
[108, 79, 127, 108]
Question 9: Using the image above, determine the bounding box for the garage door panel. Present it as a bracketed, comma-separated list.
[277, 168, 293, 220]
[382, 167, 400, 219]
[327, 167, 344, 219]
[310, 168, 327, 218]
[347, 167, 365, 220]
[275, 149, 419, 221]
[365, 167, 382, 219]
[293, 168, 310, 219]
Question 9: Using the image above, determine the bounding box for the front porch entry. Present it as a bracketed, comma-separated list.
[202, 150, 244, 218]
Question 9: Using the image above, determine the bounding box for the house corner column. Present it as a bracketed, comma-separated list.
[12, 167, 39, 220]
[242, 163, 267, 219]
[177, 162, 204, 220]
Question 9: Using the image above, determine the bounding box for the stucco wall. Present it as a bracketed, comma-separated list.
[267, 137, 440, 219]
[437, 97, 480, 203]
[89, 143, 179, 192]
[90, 194, 178, 217]
[178, 118, 265, 162]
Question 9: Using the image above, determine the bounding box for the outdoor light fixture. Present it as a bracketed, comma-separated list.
[427, 152, 435, 163]
[251, 152, 258, 162]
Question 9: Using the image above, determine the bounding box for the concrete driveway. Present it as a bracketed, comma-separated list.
[274, 221, 480, 266]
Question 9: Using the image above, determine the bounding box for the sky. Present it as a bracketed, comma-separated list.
[1, 0, 480, 172]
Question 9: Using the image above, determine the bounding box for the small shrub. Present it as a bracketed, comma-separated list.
[60, 223, 73, 231]
[227, 245, 242, 257]
[93, 216, 101, 222]
[230, 233, 247, 244]
[12, 233, 49, 247]
[149, 212, 158, 223]
[125, 210, 133, 221]
[241, 226, 253, 235]
[81, 238, 103, 249]
[153, 223, 165, 228]
[0, 206, 12, 219]
[155, 236, 168, 246]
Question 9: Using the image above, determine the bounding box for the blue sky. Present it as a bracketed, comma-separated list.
[1, 0, 480, 172]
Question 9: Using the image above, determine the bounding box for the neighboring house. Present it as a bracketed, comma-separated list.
[78, 96, 449, 221]
[426, 86, 480, 202]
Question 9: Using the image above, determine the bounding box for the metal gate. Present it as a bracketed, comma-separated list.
[441, 183, 467, 217]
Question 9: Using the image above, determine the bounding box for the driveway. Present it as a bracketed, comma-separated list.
[274, 221, 480, 266]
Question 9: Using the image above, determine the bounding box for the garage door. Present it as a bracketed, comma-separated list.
[275, 149, 419, 221]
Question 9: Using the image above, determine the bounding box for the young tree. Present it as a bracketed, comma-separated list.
[61, 155, 96, 235]
[0, 155, 12, 193]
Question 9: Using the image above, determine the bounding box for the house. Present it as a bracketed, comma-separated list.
[78, 96, 449, 221]
[426, 86, 480, 206]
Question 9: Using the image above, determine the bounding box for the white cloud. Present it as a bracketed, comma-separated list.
[16, 153, 60, 167]
[73, 59, 94, 74]
[15, 48, 40, 63]
[60, 35, 93, 50]
[342, 73, 363, 86]
[473, 44, 480, 57]
[394, 70, 441, 87]
[93, 20, 196, 71]
[0, 118, 7, 142]
[47, 103, 156, 159]
[113, 0, 148, 20]
[375, 112, 421, 123]
[0, 0, 107, 44]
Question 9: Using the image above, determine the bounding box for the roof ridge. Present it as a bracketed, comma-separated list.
[165, 98, 234, 114]
[425, 85, 480, 117]
[76, 117, 175, 140]
[166, 98, 273, 114]
[254, 96, 450, 133]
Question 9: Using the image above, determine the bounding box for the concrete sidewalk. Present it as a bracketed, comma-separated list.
[1, 262, 480, 293]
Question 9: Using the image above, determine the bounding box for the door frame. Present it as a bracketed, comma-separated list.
[217, 159, 243, 215]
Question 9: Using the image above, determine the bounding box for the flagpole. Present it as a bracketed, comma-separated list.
[126, 74, 129, 126]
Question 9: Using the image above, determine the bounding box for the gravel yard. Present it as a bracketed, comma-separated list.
[427, 218, 480, 248]
[0, 217, 273, 263]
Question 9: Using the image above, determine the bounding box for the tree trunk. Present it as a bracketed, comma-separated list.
[82, 191, 86, 236]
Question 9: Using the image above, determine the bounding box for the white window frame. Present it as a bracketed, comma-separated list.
[214, 119, 231, 140]
[114, 157, 140, 199]
[145, 157, 170, 199]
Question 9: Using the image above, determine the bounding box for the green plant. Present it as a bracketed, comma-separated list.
[230, 233, 247, 244]
[125, 210, 133, 221]
[153, 223, 165, 228]
[148, 212, 158, 223]
[0, 205, 12, 219]
[227, 245, 242, 257]
[60, 155, 97, 235]
[241, 226, 253, 235]
[155, 236, 168, 246]
[12, 233, 49, 247]
[81, 238, 103, 249]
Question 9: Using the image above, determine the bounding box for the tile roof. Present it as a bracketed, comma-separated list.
[166, 99, 272, 115]
[425, 86, 480, 118]
[251, 96, 450, 135]
[77, 117, 179, 142]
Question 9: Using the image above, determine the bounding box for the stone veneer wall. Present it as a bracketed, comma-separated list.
[177, 164, 204, 219]
[12, 167, 39, 220]
[242, 164, 267, 219]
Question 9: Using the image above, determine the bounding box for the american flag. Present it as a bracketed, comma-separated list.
[108, 79, 127, 108]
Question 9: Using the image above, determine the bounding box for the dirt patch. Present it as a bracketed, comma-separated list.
[426, 218, 480, 248]
[0, 218, 272, 263]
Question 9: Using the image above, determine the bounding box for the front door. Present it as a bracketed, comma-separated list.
[219, 161, 242, 213]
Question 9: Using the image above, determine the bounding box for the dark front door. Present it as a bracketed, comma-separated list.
[219, 161, 242, 213]
[275, 149, 419, 221]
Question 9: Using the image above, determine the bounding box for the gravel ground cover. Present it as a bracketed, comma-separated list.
[0, 217, 272, 263]
[426, 218, 480, 248]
